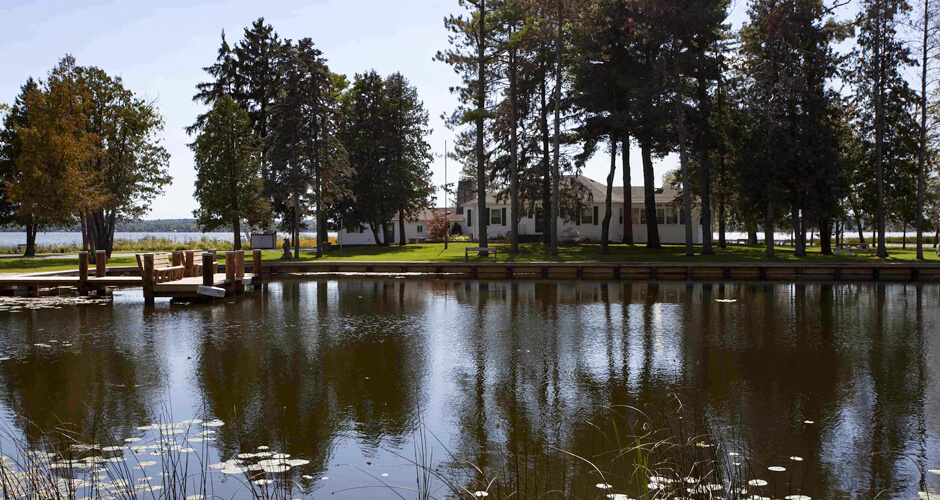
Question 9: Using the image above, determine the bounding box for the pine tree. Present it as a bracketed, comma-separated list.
[190, 95, 270, 248]
[0, 79, 38, 254]
[438, 0, 501, 254]
[269, 39, 350, 258]
[385, 73, 435, 246]
[855, 0, 917, 257]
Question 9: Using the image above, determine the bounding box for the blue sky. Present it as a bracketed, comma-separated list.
[0, 0, 859, 221]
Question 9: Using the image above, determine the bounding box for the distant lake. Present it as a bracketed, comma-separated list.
[0, 232, 329, 248]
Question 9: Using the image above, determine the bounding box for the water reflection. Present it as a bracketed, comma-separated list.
[0, 280, 935, 498]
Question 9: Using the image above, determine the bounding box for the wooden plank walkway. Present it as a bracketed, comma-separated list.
[152, 273, 254, 298]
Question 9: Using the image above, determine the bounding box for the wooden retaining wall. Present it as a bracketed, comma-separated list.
[252, 261, 940, 283]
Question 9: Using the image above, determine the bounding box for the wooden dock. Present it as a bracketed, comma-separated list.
[141, 249, 262, 305]
[0, 249, 263, 305]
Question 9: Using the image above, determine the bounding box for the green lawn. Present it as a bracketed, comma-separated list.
[259, 241, 940, 264]
[1, 242, 937, 274]
[0, 255, 139, 274]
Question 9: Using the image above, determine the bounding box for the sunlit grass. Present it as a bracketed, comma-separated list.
[1, 241, 938, 274]
[262, 242, 940, 264]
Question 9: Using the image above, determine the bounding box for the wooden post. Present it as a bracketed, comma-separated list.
[78, 251, 89, 296]
[172, 251, 183, 267]
[95, 250, 107, 278]
[184, 251, 195, 277]
[143, 254, 155, 306]
[252, 250, 262, 281]
[202, 253, 214, 287]
[225, 252, 236, 291]
[236, 251, 245, 278]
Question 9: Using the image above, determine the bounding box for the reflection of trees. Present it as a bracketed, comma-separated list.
[195, 280, 428, 474]
[0, 305, 162, 447]
[444, 281, 937, 498]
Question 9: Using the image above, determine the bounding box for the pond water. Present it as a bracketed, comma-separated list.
[0, 280, 938, 499]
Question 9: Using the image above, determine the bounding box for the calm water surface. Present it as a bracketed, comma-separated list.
[0, 281, 938, 499]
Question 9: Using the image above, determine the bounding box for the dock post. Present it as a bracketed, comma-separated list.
[184, 251, 195, 277]
[78, 251, 89, 296]
[95, 250, 107, 278]
[143, 254, 155, 306]
[225, 252, 236, 292]
[235, 251, 245, 294]
[202, 253, 214, 287]
[252, 250, 262, 284]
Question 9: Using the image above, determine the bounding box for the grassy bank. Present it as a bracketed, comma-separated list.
[266, 241, 940, 264]
[1, 242, 938, 274]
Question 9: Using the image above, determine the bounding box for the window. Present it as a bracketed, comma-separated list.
[632, 208, 646, 224]
[618, 208, 623, 224]
[417, 225, 424, 233]
[666, 208, 678, 225]
[490, 208, 503, 225]
[467, 209, 472, 227]
[656, 208, 666, 224]
[581, 206, 593, 225]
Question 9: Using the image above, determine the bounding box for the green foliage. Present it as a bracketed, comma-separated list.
[336, 72, 434, 244]
[190, 95, 270, 242]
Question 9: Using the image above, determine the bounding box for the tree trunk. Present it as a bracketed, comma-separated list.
[820, 218, 833, 255]
[230, 220, 241, 251]
[476, 0, 489, 255]
[641, 143, 660, 249]
[793, 209, 806, 257]
[697, 80, 713, 256]
[316, 161, 324, 258]
[540, 78, 551, 245]
[549, 0, 562, 257]
[622, 136, 634, 245]
[917, 0, 929, 259]
[856, 215, 866, 244]
[293, 196, 300, 259]
[875, 16, 887, 258]
[601, 134, 616, 254]
[747, 222, 758, 245]
[718, 201, 726, 249]
[370, 222, 383, 247]
[24, 224, 37, 257]
[80, 215, 89, 252]
[764, 199, 775, 258]
[902, 221, 907, 249]
[509, 37, 520, 254]
[399, 210, 406, 246]
[677, 94, 693, 256]
[107, 210, 116, 257]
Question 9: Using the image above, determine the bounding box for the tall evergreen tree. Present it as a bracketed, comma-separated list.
[855, 0, 916, 257]
[0, 79, 38, 253]
[190, 95, 270, 248]
[269, 38, 350, 258]
[438, 0, 501, 254]
[385, 73, 435, 246]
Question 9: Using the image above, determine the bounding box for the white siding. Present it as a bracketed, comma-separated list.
[463, 202, 703, 245]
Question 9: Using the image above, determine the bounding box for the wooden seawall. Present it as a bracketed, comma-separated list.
[252, 261, 940, 283]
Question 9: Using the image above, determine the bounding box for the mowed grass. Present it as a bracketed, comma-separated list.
[0, 255, 138, 274]
[1, 242, 938, 274]
[260, 241, 940, 264]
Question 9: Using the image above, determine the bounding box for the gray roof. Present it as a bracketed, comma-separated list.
[461, 175, 682, 207]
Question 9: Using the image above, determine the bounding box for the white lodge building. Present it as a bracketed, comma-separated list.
[460, 175, 703, 245]
[336, 175, 703, 246]
[337, 209, 440, 246]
